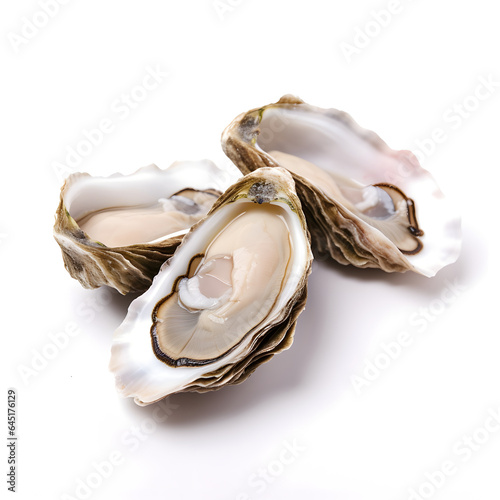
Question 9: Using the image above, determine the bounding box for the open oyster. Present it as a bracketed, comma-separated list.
[54, 160, 235, 295]
[110, 167, 313, 405]
[222, 95, 461, 276]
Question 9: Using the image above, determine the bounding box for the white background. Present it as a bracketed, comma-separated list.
[1, 1, 499, 499]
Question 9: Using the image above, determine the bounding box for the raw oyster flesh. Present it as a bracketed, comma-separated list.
[110, 167, 313, 405]
[54, 160, 235, 294]
[222, 95, 461, 276]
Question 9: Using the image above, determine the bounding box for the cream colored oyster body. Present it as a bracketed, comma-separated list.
[54, 160, 236, 294]
[222, 95, 461, 276]
[109, 167, 313, 405]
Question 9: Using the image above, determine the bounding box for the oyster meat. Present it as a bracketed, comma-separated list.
[54, 160, 236, 294]
[110, 167, 313, 405]
[222, 95, 461, 276]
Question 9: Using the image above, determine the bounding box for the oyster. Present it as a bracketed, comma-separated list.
[222, 95, 461, 276]
[54, 160, 236, 295]
[109, 167, 313, 405]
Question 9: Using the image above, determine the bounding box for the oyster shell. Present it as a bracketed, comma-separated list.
[54, 160, 236, 295]
[222, 95, 461, 276]
[109, 167, 313, 405]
